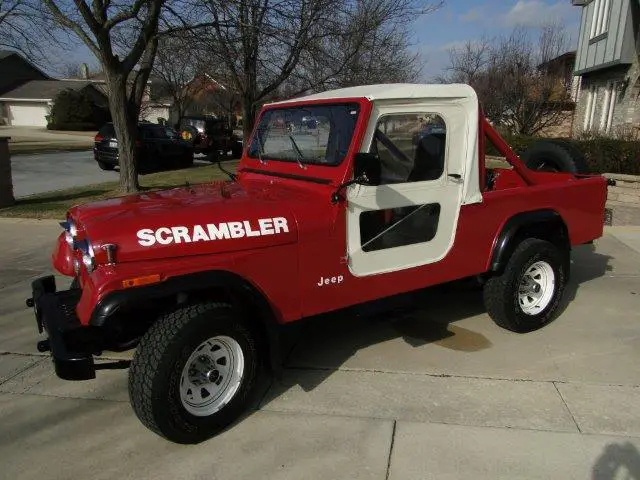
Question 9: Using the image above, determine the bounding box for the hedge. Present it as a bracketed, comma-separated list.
[487, 135, 640, 175]
[47, 88, 110, 131]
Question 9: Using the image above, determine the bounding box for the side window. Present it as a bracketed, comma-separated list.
[359, 113, 446, 252]
[369, 113, 446, 184]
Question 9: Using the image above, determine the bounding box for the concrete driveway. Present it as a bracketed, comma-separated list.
[10, 151, 115, 198]
[0, 218, 639, 479]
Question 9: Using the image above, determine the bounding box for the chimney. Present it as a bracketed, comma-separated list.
[80, 63, 89, 79]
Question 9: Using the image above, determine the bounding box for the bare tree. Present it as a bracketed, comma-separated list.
[196, 0, 442, 141]
[42, 0, 169, 193]
[441, 23, 572, 136]
[152, 32, 202, 126]
[0, 0, 58, 65]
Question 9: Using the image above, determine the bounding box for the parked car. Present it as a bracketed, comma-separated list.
[178, 115, 243, 160]
[93, 122, 194, 172]
[28, 83, 612, 444]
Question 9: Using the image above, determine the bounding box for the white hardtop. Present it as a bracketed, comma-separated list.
[267, 83, 478, 105]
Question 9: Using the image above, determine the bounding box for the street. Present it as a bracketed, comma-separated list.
[0, 218, 639, 479]
[10, 150, 114, 198]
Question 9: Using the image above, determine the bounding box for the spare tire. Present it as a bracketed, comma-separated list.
[521, 139, 589, 174]
[179, 125, 199, 145]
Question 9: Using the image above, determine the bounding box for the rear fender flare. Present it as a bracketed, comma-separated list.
[489, 210, 570, 272]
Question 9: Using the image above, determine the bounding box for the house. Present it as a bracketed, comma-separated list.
[536, 50, 580, 137]
[64, 64, 173, 123]
[0, 50, 51, 126]
[0, 80, 107, 127]
[0, 50, 50, 96]
[572, 0, 640, 137]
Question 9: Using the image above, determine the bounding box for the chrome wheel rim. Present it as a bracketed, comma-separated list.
[518, 261, 555, 316]
[179, 335, 244, 417]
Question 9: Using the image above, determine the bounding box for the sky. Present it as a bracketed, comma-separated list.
[50, 0, 583, 81]
[410, 0, 582, 81]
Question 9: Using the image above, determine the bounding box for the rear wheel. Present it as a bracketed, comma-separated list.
[128, 302, 260, 444]
[483, 238, 567, 333]
[97, 160, 115, 171]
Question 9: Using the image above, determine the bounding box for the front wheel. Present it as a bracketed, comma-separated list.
[483, 238, 567, 333]
[128, 302, 260, 444]
[97, 160, 114, 171]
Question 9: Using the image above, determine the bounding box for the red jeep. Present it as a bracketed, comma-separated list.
[27, 84, 610, 444]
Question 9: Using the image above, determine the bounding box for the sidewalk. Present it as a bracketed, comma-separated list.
[0, 219, 639, 479]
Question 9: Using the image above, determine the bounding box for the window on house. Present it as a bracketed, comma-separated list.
[590, 0, 611, 39]
[583, 84, 598, 131]
[600, 81, 618, 133]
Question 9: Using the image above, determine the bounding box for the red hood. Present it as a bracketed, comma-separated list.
[67, 180, 309, 264]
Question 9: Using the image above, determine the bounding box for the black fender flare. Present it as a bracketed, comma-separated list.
[489, 209, 570, 272]
[90, 270, 284, 374]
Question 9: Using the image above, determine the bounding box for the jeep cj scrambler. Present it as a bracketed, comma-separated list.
[27, 84, 611, 444]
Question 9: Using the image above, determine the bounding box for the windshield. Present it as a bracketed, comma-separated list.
[247, 103, 360, 166]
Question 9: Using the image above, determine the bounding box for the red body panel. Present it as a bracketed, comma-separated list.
[52, 97, 608, 326]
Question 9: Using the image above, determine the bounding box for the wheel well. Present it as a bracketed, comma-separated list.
[93, 274, 281, 372]
[490, 211, 570, 274]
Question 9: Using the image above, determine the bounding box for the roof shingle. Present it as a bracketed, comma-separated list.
[0, 80, 101, 100]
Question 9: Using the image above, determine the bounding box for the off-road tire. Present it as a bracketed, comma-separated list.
[231, 143, 243, 159]
[483, 238, 567, 333]
[521, 139, 589, 174]
[128, 302, 259, 444]
[97, 160, 115, 171]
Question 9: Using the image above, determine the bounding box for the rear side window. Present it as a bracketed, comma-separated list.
[142, 125, 171, 139]
[98, 124, 115, 137]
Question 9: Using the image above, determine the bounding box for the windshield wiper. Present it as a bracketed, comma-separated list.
[288, 135, 307, 170]
[255, 129, 266, 164]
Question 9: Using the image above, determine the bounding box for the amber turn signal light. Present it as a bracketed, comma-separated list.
[122, 274, 162, 288]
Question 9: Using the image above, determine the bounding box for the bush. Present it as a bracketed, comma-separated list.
[487, 134, 640, 175]
[48, 88, 110, 130]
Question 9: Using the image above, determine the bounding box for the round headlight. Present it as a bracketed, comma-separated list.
[82, 253, 95, 272]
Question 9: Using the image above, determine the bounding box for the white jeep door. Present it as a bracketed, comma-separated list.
[346, 101, 470, 277]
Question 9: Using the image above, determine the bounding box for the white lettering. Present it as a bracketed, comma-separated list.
[137, 228, 155, 247]
[172, 226, 191, 244]
[137, 217, 290, 247]
[273, 217, 288, 233]
[259, 218, 274, 235]
[244, 220, 260, 237]
[316, 275, 345, 287]
[207, 223, 230, 240]
[192, 224, 210, 242]
[228, 221, 245, 238]
[155, 227, 173, 245]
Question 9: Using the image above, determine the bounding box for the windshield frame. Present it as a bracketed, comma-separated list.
[246, 102, 361, 167]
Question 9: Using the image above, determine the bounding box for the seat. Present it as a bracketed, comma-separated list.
[407, 133, 445, 182]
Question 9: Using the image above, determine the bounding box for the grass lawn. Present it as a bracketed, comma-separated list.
[0, 161, 239, 219]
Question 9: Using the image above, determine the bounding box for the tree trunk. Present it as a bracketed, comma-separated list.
[0, 137, 14, 208]
[106, 74, 140, 193]
[242, 95, 257, 144]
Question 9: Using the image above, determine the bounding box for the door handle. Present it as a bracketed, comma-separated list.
[448, 174, 462, 180]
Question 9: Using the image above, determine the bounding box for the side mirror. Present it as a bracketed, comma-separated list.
[353, 152, 380, 186]
[331, 152, 381, 204]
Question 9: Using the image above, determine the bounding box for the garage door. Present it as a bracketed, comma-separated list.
[9, 103, 49, 127]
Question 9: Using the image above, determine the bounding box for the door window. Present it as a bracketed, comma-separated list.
[359, 113, 447, 252]
[371, 113, 446, 184]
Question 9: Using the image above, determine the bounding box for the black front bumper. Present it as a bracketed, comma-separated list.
[27, 276, 97, 380]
